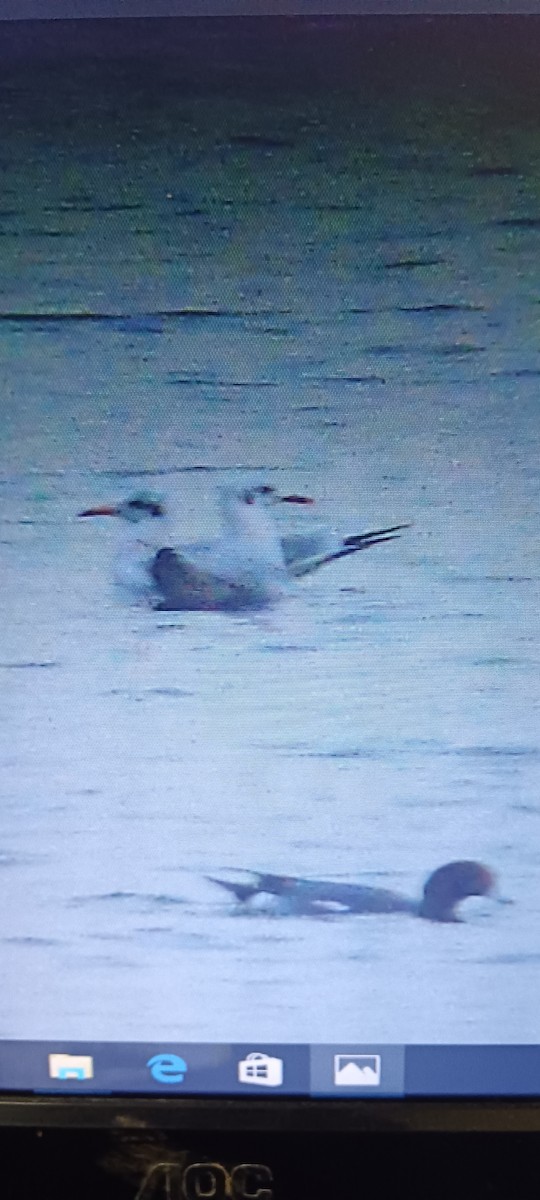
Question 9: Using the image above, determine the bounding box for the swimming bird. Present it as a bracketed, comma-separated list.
[78, 484, 408, 612]
[208, 861, 497, 923]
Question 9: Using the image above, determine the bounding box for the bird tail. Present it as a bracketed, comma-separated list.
[207, 876, 259, 903]
[208, 873, 293, 902]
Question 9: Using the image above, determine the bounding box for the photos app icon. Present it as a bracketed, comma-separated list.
[333, 1054, 381, 1087]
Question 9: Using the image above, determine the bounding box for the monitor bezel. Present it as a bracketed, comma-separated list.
[2, 13, 539, 1141]
[2, 1094, 540, 1132]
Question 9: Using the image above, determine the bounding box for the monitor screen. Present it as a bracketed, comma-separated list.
[1, 4, 539, 1106]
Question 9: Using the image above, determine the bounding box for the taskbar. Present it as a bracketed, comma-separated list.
[2, 1042, 540, 1098]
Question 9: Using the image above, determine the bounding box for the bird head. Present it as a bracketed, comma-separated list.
[78, 492, 166, 523]
[220, 482, 312, 517]
[420, 860, 497, 922]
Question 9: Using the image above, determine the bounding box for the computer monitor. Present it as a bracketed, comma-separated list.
[1, 1, 540, 1154]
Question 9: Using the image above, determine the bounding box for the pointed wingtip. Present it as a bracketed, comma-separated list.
[343, 522, 412, 550]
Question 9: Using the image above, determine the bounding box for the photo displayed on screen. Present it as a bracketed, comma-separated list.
[1, 8, 539, 1093]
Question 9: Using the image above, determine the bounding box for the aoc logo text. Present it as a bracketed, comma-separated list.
[137, 1161, 273, 1199]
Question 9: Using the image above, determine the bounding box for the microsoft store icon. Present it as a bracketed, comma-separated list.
[334, 1054, 381, 1087]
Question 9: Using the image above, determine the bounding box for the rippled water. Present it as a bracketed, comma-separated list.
[1, 19, 540, 1045]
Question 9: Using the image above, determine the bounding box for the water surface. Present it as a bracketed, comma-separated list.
[1, 18, 540, 1044]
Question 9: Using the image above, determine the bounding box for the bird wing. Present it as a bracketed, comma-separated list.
[150, 548, 270, 611]
[280, 531, 335, 569]
[285, 524, 411, 577]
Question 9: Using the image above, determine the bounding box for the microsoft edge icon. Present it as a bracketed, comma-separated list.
[147, 1053, 188, 1084]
